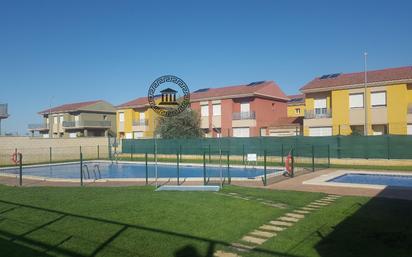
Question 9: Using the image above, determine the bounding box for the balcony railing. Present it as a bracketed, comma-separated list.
[28, 123, 49, 130]
[132, 119, 149, 126]
[62, 120, 111, 128]
[232, 111, 256, 120]
[304, 108, 332, 119]
[0, 104, 9, 118]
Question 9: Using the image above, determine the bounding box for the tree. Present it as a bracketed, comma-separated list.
[155, 109, 204, 139]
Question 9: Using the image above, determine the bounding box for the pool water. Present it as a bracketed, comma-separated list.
[1, 162, 281, 179]
[329, 173, 412, 188]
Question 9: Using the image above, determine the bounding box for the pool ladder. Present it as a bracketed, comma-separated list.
[82, 164, 102, 180]
[112, 152, 119, 164]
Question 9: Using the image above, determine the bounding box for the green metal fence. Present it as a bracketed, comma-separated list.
[122, 135, 412, 159]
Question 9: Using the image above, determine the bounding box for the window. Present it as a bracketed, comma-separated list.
[371, 91, 386, 107]
[139, 112, 145, 120]
[314, 98, 327, 115]
[103, 115, 107, 120]
[119, 112, 125, 122]
[75, 115, 80, 122]
[125, 132, 133, 139]
[349, 93, 364, 108]
[372, 124, 387, 135]
[213, 128, 221, 138]
[201, 105, 209, 117]
[212, 104, 221, 116]
[260, 127, 267, 136]
[240, 102, 250, 113]
[295, 108, 301, 114]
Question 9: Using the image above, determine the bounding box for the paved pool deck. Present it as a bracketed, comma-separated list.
[1, 168, 412, 200]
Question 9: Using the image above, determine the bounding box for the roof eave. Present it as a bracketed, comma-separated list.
[300, 78, 412, 93]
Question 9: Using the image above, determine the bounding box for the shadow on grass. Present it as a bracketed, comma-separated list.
[315, 187, 412, 257]
[0, 199, 301, 257]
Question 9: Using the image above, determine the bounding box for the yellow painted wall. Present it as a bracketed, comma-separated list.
[331, 90, 350, 135]
[287, 104, 305, 117]
[387, 84, 408, 134]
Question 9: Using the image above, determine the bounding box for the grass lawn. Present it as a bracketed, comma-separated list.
[0, 185, 411, 257]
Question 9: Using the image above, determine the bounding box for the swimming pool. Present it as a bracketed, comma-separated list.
[0, 161, 282, 180]
[328, 173, 412, 188]
[303, 170, 412, 189]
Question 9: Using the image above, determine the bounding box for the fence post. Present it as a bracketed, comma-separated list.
[80, 152, 83, 186]
[281, 144, 284, 165]
[242, 144, 245, 165]
[177, 151, 180, 185]
[311, 145, 315, 172]
[203, 151, 206, 185]
[179, 144, 182, 162]
[263, 150, 267, 186]
[97, 145, 100, 160]
[387, 135, 390, 160]
[327, 144, 331, 168]
[49, 147, 52, 164]
[227, 151, 231, 184]
[208, 144, 211, 163]
[291, 148, 295, 178]
[145, 153, 148, 185]
[131, 144, 134, 160]
[19, 153, 23, 186]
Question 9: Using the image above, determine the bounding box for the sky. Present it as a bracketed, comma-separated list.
[0, 0, 411, 134]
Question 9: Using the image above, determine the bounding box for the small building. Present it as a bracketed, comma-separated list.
[267, 117, 303, 136]
[28, 100, 116, 138]
[300, 66, 412, 136]
[116, 96, 160, 139]
[190, 81, 289, 137]
[0, 103, 9, 135]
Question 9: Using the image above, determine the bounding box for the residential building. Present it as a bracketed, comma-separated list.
[28, 100, 116, 138]
[300, 66, 412, 136]
[287, 94, 305, 117]
[116, 97, 159, 139]
[190, 81, 289, 137]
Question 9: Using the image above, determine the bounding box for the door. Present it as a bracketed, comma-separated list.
[233, 127, 250, 137]
[240, 102, 250, 113]
[133, 131, 144, 138]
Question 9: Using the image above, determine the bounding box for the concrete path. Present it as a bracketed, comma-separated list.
[214, 194, 341, 257]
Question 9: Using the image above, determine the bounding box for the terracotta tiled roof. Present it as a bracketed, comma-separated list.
[39, 100, 103, 114]
[269, 117, 303, 127]
[116, 97, 149, 109]
[287, 94, 305, 105]
[301, 66, 412, 92]
[190, 81, 288, 101]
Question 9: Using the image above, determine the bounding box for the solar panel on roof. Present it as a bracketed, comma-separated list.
[329, 73, 341, 78]
[320, 75, 330, 79]
[247, 81, 265, 86]
[194, 88, 210, 93]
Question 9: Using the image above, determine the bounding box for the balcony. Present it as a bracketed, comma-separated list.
[408, 104, 412, 114]
[232, 111, 256, 120]
[132, 119, 148, 126]
[62, 120, 111, 128]
[304, 109, 332, 119]
[28, 123, 49, 131]
[0, 104, 9, 119]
